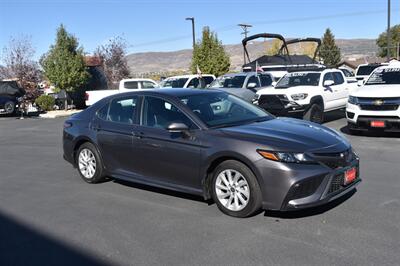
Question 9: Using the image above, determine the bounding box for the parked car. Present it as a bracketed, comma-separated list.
[254, 69, 358, 123]
[208, 72, 274, 102]
[158, 75, 215, 89]
[85, 78, 158, 106]
[0, 81, 25, 115]
[354, 63, 388, 85]
[339, 67, 356, 82]
[346, 61, 400, 133]
[63, 88, 361, 217]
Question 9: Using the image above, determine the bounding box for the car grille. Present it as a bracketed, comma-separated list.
[258, 95, 288, 108]
[312, 149, 356, 169]
[359, 104, 399, 111]
[357, 97, 400, 111]
[286, 175, 324, 200]
[328, 173, 345, 194]
[328, 167, 359, 194]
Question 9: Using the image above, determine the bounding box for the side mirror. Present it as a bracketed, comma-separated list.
[247, 82, 257, 89]
[357, 80, 364, 86]
[166, 122, 189, 133]
[323, 80, 335, 87]
[271, 81, 277, 87]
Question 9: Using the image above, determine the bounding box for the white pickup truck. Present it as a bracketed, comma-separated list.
[346, 61, 400, 133]
[254, 69, 358, 123]
[85, 78, 158, 106]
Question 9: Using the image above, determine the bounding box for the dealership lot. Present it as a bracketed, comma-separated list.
[0, 115, 399, 265]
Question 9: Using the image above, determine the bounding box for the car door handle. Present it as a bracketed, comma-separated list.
[91, 123, 101, 131]
[132, 131, 144, 139]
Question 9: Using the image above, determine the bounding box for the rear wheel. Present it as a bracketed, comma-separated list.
[76, 142, 106, 183]
[4, 101, 15, 114]
[304, 103, 324, 124]
[211, 160, 262, 218]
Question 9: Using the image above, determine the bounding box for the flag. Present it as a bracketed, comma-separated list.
[255, 61, 263, 73]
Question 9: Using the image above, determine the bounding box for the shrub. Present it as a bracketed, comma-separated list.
[35, 95, 55, 111]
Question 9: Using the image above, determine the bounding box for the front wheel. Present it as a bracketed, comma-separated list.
[304, 103, 324, 124]
[211, 160, 262, 218]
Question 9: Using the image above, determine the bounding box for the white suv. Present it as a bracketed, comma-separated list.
[346, 61, 400, 133]
[254, 69, 357, 123]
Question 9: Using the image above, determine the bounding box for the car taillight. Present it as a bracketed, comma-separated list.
[85, 93, 89, 101]
[64, 121, 73, 128]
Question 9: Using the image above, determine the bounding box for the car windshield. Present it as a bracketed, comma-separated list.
[366, 67, 400, 85]
[356, 65, 380, 76]
[209, 75, 246, 88]
[275, 72, 321, 88]
[179, 92, 272, 128]
[160, 78, 188, 88]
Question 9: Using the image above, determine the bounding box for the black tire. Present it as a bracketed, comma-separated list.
[76, 142, 106, 183]
[211, 160, 262, 218]
[303, 103, 324, 124]
[4, 101, 15, 114]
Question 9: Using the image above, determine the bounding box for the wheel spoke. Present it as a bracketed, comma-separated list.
[225, 171, 233, 185]
[216, 183, 228, 191]
[237, 192, 247, 205]
[237, 187, 249, 198]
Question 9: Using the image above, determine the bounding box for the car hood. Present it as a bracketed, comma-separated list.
[257, 85, 318, 95]
[351, 84, 400, 98]
[220, 117, 350, 152]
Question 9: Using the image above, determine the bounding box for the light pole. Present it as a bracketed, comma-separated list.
[238, 23, 252, 64]
[387, 0, 391, 61]
[186, 17, 195, 49]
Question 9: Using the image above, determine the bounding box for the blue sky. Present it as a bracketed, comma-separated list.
[0, 0, 399, 61]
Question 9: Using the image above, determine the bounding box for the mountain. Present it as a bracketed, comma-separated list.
[126, 39, 379, 75]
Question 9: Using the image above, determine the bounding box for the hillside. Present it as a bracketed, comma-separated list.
[126, 39, 379, 75]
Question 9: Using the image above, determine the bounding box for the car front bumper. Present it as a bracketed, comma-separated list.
[254, 99, 309, 117]
[346, 103, 400, 132]
[254, 156, 361, 211]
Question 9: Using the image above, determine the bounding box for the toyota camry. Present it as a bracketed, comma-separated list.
[63, 89, 361, 217]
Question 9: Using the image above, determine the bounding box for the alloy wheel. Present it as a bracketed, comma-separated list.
[215, 169, 250, 211]
[78, 148, 97, 179]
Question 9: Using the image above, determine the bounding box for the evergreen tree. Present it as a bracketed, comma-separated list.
[319, 28, 341, 67]
[191, 27, 230, 77]
[376, 24, 400, 58]
[41, 24, 89, 108]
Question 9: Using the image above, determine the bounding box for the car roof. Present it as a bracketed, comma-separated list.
[106, 88, 224, 100]
[164, 74, 215, 79]
[220, 72, 271, 77]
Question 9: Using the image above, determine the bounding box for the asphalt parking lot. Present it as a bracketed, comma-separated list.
[0, 113, 399, 265]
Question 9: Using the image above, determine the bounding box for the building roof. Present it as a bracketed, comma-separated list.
[339, 57, 387, 69]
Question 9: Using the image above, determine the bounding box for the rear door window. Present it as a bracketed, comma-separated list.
[124, 81, 139, 89]
[107, 96, 138, 124]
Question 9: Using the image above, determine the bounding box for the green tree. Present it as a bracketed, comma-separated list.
[41, 24, 89, 109]
[319, 28, 341, 67]
[191, 27, 230, 77]
[377, 24, 400, 58]
[266, 39, 282, 56]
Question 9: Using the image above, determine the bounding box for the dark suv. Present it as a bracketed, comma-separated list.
[63, 89, 360, 217]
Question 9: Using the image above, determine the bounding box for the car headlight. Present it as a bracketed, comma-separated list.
[257, 150, 316, 164]
[291, 93, 308, 101]
[348, 96, 358, 105]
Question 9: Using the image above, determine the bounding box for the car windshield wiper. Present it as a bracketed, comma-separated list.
[210, 117, 270, 129]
